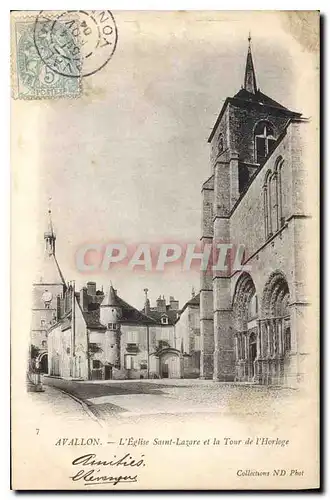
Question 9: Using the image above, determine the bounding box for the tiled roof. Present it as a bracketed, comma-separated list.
[147, 308, 178, 325]
[101, 286, 158, 325]
[232, 88, 290, 110]
[34, 252, 66, 286]
[115, 295, 158, 325]
[102, 285, 117, 306]
[175, 293, 200, 320]
[208, 90, 301, 143]
[82, 310, 105, 330]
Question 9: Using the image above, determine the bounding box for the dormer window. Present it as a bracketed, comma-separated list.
[254, 121, 276, 163]
[161, 315, 169, 325]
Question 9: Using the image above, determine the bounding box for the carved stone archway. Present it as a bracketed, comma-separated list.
[232, 272, 259, 382]
[260, 271, 291, 385]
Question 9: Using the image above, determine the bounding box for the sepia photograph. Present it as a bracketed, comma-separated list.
[10, 9, 320, 490]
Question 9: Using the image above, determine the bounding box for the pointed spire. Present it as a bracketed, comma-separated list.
[44, 199, 56, 255]
[244, 33, 257, 94]
[47, 208, 54, 235]
[102, 283, 118, 307]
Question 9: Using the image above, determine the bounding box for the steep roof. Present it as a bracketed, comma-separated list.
[82, 310, 106, 330]
[102, 284, 117, 306]
[147, 308, 178, 326]
[208, 39, 301, 143]
[232, 88, 291, 110]
[208, 90, 301, 144]
[175, 293, 200, 322]
[101, 285, 158, 325]
[34, 252, 66, 286]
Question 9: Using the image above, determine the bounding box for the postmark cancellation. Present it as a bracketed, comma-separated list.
[11, 11, 118, 100]
[11, 15, 81, 100]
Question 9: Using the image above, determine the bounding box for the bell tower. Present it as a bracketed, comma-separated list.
[200, 36, 301, 382]
[30, 206, 66, 353]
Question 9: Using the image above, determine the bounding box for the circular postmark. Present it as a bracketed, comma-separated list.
[33, 10, 118, 78]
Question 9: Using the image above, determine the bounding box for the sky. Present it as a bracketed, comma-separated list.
[17, 11, 317, 311]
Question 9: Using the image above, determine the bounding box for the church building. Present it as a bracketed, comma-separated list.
[200, 37, 311, 386]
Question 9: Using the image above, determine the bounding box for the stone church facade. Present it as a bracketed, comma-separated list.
[200, 38, 311, 387]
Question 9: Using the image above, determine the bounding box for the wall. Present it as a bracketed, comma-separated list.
[230, 127, 293, 259]
[210, 107, 230, 165]
[175, 305, 200, 378]
[47, 324, 71, 378]
[175, 306, 200, 354]
[73, 301, 89, 379]
[228, 104, 289, 163]
[120, 324, 149, 379]
[31, 283, 64, 348]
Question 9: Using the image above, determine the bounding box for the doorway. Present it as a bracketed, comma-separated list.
[249, 333, 257, 380]
[39, 353, 48, 374]
[104, 365, 113, 380]
[161, 362, 169, 378]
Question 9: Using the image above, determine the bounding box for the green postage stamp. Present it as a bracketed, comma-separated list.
[11, 16, 81, 99]
[11, 10, 118, 99]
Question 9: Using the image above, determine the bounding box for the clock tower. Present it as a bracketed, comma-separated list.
[30, 209, 66, 356]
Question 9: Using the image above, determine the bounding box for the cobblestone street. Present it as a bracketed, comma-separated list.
[42, 376, 301, 425]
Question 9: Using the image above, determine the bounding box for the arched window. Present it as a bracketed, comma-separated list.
[218, 134, 224, 154]
[254, 121, 276, 163]
[248, 292, 258, 321]
[270, 172, 278, 233]
[263, 170, 272, 238]
[264, 159, 285, 240]
[275, 157, 285, 228]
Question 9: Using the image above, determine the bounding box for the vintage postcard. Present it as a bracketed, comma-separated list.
[11, 10, 320, 490]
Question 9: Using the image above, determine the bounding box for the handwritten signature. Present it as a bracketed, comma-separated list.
[70, 453, 146, 486]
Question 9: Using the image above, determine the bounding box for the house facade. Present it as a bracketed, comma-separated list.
[47, 279, 187, 380]
[175, 292, 201, 378]
[200, 38, 311, 387]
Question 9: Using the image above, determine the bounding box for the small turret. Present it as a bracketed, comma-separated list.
[100, 284, 122, 368]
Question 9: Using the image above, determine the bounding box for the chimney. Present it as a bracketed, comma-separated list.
[169, 296, 179, 311]
[144, 288, 150, 315]
[80, 287, 89, 311]
[87, 281, 96, 297]
[95, 288, 105, 305]
[156, 295, 166, 313]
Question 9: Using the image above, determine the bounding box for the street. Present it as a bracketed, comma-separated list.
[42, 376, 301, 425]
[13, 378, 315, 490]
